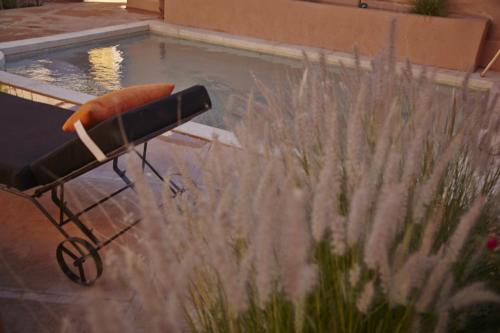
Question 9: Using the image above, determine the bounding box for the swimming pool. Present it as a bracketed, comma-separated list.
[5, 32, 302, 129]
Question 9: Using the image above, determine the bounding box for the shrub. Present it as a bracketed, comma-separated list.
[411, 0, 446, 16]
[74, 30, 499, 333]
[0, 0, 18, 9]
[0, 0, 42, 9]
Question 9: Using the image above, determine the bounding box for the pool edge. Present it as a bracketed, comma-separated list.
[0, 22, 151, 57]
[0, 71, 240, 147]
[148, 21, 495, 91]
[0, 20, 496, 147]
[0, 20, 495, 91]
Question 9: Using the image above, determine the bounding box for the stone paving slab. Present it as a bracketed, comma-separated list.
[0, 135, 211, 332]
[0, 2, 158, 43]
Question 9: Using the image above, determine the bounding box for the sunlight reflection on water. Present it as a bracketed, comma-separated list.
[6, 33, 302, 129]
[88, 45, 124, 91]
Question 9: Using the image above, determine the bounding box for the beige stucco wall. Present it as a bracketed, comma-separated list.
[447, 0, 499, 71]
[164, 0, 488, 71]
[337, 0, 500, 70]
[127, 0, 159, 13]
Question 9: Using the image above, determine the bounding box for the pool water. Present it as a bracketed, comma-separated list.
[5, 33, 303, 129]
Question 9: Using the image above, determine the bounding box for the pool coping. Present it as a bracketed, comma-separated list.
[0, 22, 150, 57]
[0, 21, 241, 147]
[0, 20, 498, 147]
[0, 71, 240, 147]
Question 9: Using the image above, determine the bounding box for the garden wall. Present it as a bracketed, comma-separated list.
[127, 0, 159, 13]
[163, 0, 491, 72]
[322, 0, 500, 71]
[447, 0, 499, 71]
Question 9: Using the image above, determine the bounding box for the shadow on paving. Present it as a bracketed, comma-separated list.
[0, 136, 209, 332]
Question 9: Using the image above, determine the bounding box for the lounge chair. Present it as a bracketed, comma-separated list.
[0, 86, 212, 285]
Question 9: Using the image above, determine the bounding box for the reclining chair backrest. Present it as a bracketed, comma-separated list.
[30, 85, 211, 186]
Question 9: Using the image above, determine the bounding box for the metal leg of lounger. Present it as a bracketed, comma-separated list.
[51, 185, 100, 245]
[0, 184, 104, 286]
[55, 237, 103, 286]
[46, 176, 134, 285]
[133, 142, 184, 196]
[1, 145, 182, 286]
[141, 142, 148, 171]
[26, 192, 104, 286]
[113, 157, 134, 188]
[50, 150, 169, 285]
[0, 186, 81, 250]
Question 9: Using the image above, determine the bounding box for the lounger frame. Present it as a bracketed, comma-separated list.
[0, 84, 211, 285]
[0, 141, 182, 285]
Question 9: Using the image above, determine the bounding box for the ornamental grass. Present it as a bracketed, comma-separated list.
[73, 30, 500, 333]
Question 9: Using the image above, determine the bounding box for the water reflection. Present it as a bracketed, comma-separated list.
[88, 45, 124, 91]
[159, 42, 166, 60]
[6, 33, 303, 129]
[25, 60, 56, 83]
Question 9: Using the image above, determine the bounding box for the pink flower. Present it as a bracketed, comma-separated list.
[486, 234, 498, 251]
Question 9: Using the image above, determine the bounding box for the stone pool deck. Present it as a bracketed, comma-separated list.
[0, 133, 213, 332]
[0, 2, 158, 43]
[0, 77, 222, 333]
[0, 7, 218, 325]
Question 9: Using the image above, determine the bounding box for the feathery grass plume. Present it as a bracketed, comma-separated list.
[345, 81, 368, 188]
[76, 22, 500, 333]
[436, 275, 454, 311]
[413, 129, 467, 223]
[346, 175, 372, 246]
[389, 252, 436, 305]
[416, 258, 450, 312]
[444, 197, 486, 263]
[253, 161, 282, 308]
[349, 264, 361, 288]
[419, 206, 444, 256]
[310, 120, 341, 243]
[400, 86, 436, 185]
[232, 148, 260, 239]
[356, 280, 375, 314]
[416, 196, 486, 314]
[448, 282, 500, 309]
[433, 311, 450, 333]
[280, 188, 317, 304]
[347, 93, 400, 247]
[329, 215, 347, 256]
[364, 183, 408, 272]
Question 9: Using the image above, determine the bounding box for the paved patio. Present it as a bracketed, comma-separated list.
[0, 73, 211, 332]
[0, 2, 158, 42]
[0, 133, 210, 332]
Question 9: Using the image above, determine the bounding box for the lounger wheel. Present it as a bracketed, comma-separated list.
[56, 237, 103, 286]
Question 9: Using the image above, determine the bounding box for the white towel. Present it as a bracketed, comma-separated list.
[74, 120, 107, 162]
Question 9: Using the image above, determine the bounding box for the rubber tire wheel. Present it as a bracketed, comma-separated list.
[56, 237, 103, 286]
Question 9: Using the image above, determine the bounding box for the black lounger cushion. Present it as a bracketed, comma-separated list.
[0, 92, 76, 190]
[0, 86, 211, 191]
